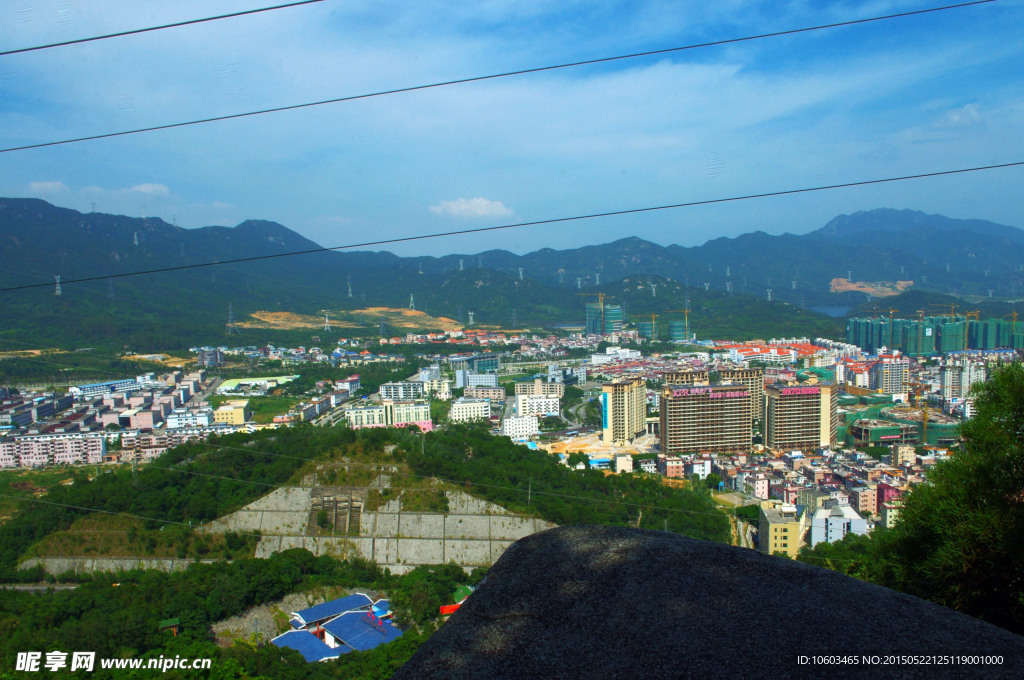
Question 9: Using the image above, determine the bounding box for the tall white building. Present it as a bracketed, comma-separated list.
[940, 359, 986, 401]
[869, 354, 909, 394]
[601, 377, 646, 445]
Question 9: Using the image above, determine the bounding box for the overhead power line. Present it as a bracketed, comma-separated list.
[0, 159, 1019, 294]
[0, 0, 997, 154]
[0, 0, 327, 58]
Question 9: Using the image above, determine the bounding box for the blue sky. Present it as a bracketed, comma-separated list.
[1, 0, 1022, 256]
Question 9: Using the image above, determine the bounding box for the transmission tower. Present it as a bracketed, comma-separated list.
[847, 270, 852, 281]
[791, 280, 797, 290]
[459, 259, 464, 271]
[519, 267, 524, 281]
[226, 304, 239, 335]
[347, 275, 353, 299]
[594, 273, 600, 285]
[649, 282, 656, 297]
[409, 294, 415, 310]
[54, 275, 62, 296]
[703, 282, 710, 291]
[558, 270, 565, 284]
[766, 288, 773, 302]
[468, 311, 475, 326]
[323, 312, 332, 331]
[418, 262, 423, 274]
[576, 277, 582, 289]
[133, 232, 139, 246]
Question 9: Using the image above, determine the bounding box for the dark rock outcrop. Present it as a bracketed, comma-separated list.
[395, 525, 1024, 680]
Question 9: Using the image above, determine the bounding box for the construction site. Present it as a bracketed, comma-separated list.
[847, 308, 1024, 355]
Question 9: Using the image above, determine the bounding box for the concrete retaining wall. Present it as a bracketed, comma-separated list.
[25, 488, 555, 576]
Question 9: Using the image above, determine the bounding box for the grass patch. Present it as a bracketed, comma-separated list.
[23, 514, 260, 561]
[0, 467, 120, 524]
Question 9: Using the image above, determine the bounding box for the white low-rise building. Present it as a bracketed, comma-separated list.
[514, 394, 560, 417]
[343, 404, 387, 427]
[449, 398, 491, 423]
[379, 382, 425, 401]
[500, 415, 539, 440]
[165, 408, 214, 429]
[0, 433, 106, 468]
[808, 502, 869, 547]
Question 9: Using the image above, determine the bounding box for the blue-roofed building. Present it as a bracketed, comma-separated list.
[291, 593, 374, 630]
[371, 600, 391, 618]
[270, 630, 346, 662]
[272, 596, 400, 663]
[322, 611, 403, 652]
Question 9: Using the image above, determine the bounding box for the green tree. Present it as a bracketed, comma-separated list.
[705, 473, 722, 489]
[567, 452, 589, 469]
[867, 362, 1024, 634]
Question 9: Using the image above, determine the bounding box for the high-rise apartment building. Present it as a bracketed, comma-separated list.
[869, 355, 909, 394]
[586, 303, 625, 335]
[720, 367, 764, 423]
[939, 359, 986, 401]
[601, 377, 646, 445]
[764, 383, 837, 452]
[659, 384, 752, 455]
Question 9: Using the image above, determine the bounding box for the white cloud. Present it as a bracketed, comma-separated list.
[942, 103, 983, 128]
[430, 197, 513, 218]
[129, 183, 169, 197]
[29, 181, 68, 194]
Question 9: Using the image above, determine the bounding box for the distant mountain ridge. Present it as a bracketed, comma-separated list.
[1, 198, 1020, 349]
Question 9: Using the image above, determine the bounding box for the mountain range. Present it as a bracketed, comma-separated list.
[1, 198, 1022, 349]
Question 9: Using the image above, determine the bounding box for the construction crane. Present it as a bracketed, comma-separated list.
[903, 380, 930, 445]
[884, 308, 899, 349]
[576, 292, 613, 334]
[642, 313, 658, 341]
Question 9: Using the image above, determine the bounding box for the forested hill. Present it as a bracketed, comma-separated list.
[0, 424, 730, 583]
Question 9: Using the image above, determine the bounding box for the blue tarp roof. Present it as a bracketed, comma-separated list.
[271, 631, 346, 662]
[294, 593, 373, 626]
[323, 611, 403, 652]
[371, 599, 390, 616]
